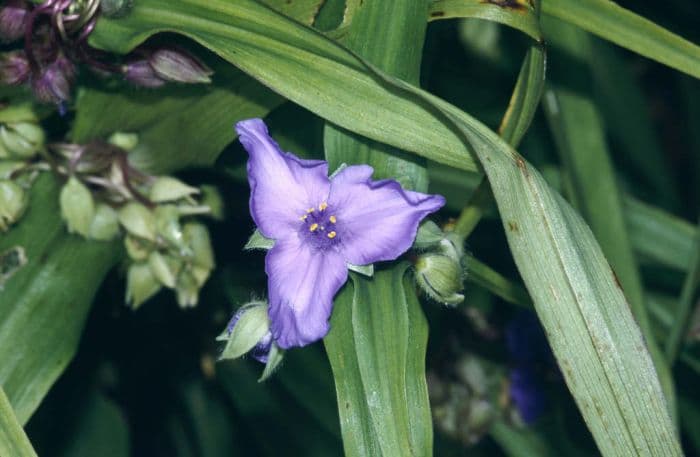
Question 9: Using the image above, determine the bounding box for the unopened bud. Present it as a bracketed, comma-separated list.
[154, 204, 183, 248]
[415, 253, 465, 306]
[0, 179, 27, 231]
[107, 132, 139, 151]
[124, 235, 151, 261]
[99, 0, 133, 18]
[122, 59, 165, 88]
[60, 177, 96, 236]
[218, 302, 273, 362]
[88, 203, 120, 241]
[31, 56, 76, 104]
[118, 202, 156, 241]
[0, 1, 30, 43]
[0, 161, 25, 179]
[175, 270, 199, 307]
[149, 48, 212, 84]
[148, 250, 179, 288]
[126, 261, 162, 308]
[0, 121, 44, 159]
[0, 51, 30, 85]
[183, 222, 214, 270]
[150, 176, 199, 202]
[200, 185, 224, 220]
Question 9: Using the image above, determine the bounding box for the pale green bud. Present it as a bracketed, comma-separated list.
[107, 132, 139, 151]
[415, 253, 465, 306]
[439, 233, 464, 263]
[154, 205, 183, 248]
[118, 202, 156, 241]
[183, 222, 214, 270]
[149, 176, 199, 203]
[88, 204, 120, 241]
[148, 250, 178, 288]
[0, 161, 25, 179]
[190, 265, 211, 287]
[218, 302, 271, 360]
[126, 261, 162, 308]
[60, 177, 95, 237]
[124, 235, 151, 261]
[0, 179, 27, 231]
[175, 270, 199, 307]
[0, 122, 44, 159]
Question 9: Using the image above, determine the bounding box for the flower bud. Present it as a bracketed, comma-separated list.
[99, 0, 133, 18]
[122, 59, 166, 88]
[124, 235, 151, 261]
[60, 177, 96, 237]
[415, 253, 465, 306]
[88, 203, 120, 241]
[0, 161, 25, 179]
[149, 48, 212, 84]
[148, 250, 178, 288]
[0, 121, 44, 159]
[218, 302, 273, 362]
[0, 179, 27, 231]
[200, 185, 224, 220]
[118, 202, 156, 241]
[125, 261, 162, 308]
[183, 222, 214, 270]
[0, 51, 30, 85]
[154, 204, 183, 248]
[107, 132, 139, 151]
[150, 176, 199, 203]
[0, 1, 30, 43]
[31, 56, 76, 104]
[175, 270, 199, 307]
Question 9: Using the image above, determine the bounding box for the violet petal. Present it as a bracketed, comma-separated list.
[328, 164, 445, 265]
[265, 235, 347, 348]
[236, 119, 330, 240]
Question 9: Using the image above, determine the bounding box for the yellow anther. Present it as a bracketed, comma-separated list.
[306, 208, 315, 213]
[300, 214, 308, 221]
[329, 215, 337, 224]
[319, 202, 328, 211]
[327, 231, 337, 239]
[309, 223, 319, 232]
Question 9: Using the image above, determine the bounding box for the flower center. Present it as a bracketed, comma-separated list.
[299, 201, 339, 250]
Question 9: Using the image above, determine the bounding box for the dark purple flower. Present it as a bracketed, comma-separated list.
[123, 59, 166, 88]
[236, 118, 445, 348]
[0, 51, 31, 85]
[0, 0, 30, 43]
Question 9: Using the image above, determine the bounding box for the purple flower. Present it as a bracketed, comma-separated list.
[0, 0, 30, 43]
[236, 119, 445, 348]
[0, 51, 31, 85]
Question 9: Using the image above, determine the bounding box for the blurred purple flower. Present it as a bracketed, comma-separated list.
[236, 118, 444, 348]
[0, 0, 30, 43]
[0, 51, 30, 85]
[509, 367, 547, 424]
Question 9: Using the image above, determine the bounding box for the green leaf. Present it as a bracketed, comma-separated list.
[541, 0, 700, 79]
[88, 1, 682, 453]
[325, 267, 432, 457]
[428, 0, 542, 42]
[0, 175, 121, 424]
[0, 386, 37, 457]
[88, 0, 479, 173]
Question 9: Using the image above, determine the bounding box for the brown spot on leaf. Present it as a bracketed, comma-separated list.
[481, 0, 529, 12]
[612, 270, 623, 291]
[430, 11, 445, 18]
[507, 221, 519, 232]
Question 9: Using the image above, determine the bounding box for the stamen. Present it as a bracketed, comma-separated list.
[327, 231, 337, 239]
[329, 215, 337, 224]
[300, 214, 308, 221]
[309, 223, 319, 232]
[319, 202, 328, 211]
[306, 208, 315, 213]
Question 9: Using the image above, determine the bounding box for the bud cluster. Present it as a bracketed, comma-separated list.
[0, 0, 212, 110]
[217, 301, 284, 381]
[0, 104, 45, 231]
[412, 220, 466, 306]
[428, 355, 503, 445]
[52, 133, 216, 308]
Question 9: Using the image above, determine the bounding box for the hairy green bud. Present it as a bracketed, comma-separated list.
[60, 177, 95, 237]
